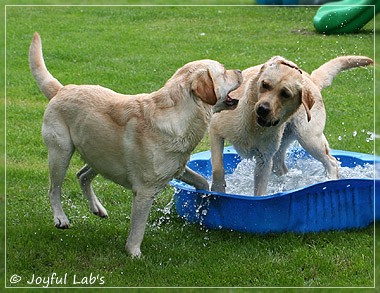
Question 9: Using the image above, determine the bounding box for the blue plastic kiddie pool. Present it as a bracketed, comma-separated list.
[170, 146, 378, 234]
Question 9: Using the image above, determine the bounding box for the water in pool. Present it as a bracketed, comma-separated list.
[224, 154, 375, 196]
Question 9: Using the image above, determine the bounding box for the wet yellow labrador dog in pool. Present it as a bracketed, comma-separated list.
[210, 55, 373, 196]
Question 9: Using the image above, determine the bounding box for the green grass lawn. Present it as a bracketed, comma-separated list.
[4, 1, 378, 291]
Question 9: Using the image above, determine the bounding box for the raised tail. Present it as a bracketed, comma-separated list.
[310, 56, 373, 91]
[29, 32, 63, 100]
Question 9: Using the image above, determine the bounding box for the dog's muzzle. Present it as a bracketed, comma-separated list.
[256, 103, 279, 127]
[257, 116, 280, 127]
[224, 94, 239, 107]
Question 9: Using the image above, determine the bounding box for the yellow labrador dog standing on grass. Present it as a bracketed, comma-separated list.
[29, 32, 242, 257]
[210, 55, 373, 196]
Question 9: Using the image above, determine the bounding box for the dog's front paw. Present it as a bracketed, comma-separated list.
[125, 243, 142, 259]
[54, 215, 70, 229]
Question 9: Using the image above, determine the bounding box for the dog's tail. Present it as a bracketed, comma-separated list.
[311, 56, 373, 91]
[29, 32, 63, 100]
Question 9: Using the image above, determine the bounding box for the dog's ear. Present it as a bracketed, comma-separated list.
[301, 86, 315, 122]
[192, 69, 217, 105]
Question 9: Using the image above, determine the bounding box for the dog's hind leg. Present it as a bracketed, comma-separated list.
[77, 165, 108, 218]
[298, 133, 338, 179]
[45, 141, 74, 229]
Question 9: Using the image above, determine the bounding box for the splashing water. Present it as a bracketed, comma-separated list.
[152, 199, 175, 229]
[224, 155, 375, 197]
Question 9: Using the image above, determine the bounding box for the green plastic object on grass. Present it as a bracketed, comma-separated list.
[313, 0, 380, 34]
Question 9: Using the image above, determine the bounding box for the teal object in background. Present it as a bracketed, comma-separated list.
[313, 0, 380, 34]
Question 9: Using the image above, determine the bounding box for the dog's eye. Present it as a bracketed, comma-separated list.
[261, 81, 271, 90]
[280, 89, 291, 99]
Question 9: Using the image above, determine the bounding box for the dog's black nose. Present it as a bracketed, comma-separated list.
[257, 103, 270, 117]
